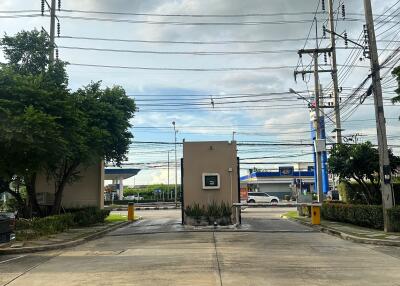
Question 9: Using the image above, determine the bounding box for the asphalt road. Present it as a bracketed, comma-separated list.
[1, 208, 400, 286]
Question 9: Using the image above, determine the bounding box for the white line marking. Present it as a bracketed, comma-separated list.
[0, 255, 28, 265]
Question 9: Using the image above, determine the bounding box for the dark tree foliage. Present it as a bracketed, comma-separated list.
[328, 142, 400, 204]
[0, 30, 136, 216]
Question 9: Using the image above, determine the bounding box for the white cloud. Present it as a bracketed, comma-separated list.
[1, 0, 399, 186]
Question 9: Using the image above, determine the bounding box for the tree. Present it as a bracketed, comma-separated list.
[1, 30, 136, 216]
[48, 82, 136, 214]
[328, 142, 400, 204]
[1, 30, 51, 76]
[0, 67, 68, 216]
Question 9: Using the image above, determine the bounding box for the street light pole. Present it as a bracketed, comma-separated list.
[167, 150, 170, 200]
[172, 121, 178, 207]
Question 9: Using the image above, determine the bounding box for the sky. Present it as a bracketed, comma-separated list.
[1, 0, 399, 186]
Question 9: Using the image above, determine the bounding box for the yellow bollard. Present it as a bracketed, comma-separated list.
[128, 202, 135, 221]
[311, 205, 321, 225]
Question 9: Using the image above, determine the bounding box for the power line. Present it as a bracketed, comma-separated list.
[131, 117, 399, 129]
[0, 9, 397, 18]
[58, 35, 400, 45]
[59, 9, 330, 18]
[68, 62, 300, 71]
[58, 45, 299, 55]
[52, 14, 371, 26]
[67, 62, 370, 72]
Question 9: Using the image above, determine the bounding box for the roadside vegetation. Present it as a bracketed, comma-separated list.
[321, 142, 400, 231]
[0, 30, 136, 218]
[105, 213, 128, 223]
[15, 207, 110, 240]
[184, 201, 233, 226]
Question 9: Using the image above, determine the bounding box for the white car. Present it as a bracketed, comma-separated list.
[124, 195, 144, 201]
[247, 192, 279, 204]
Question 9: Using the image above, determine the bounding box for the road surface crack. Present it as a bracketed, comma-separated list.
[212, 231, 223, 286]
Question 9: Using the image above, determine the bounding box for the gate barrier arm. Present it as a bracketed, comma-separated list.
[232, 202, 322, 226]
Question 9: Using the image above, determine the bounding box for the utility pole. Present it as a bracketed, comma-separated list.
[49, 0, 56, 62]
[167, 150, 170, 199]
[313, 51, 324, 203]
[172, 121, 178, 207]
[295, 47, 331, 203]
[364, 0, 394, 232]
[328, 0, 342, 144]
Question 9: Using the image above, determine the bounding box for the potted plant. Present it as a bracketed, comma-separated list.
[184, 203, 206, 226]
[207, 201, 221, 225]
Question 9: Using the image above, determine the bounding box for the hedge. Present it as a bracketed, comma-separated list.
[66, 207, 110, 226]
[16, 207, 110, 240]
[338, 182, 400, 205]
[322, 203, 384, 229]
[387, 207, 400, 232]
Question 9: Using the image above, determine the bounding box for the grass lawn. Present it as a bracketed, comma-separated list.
[284, 211, 299, 219]
[105, 214, 128, 223]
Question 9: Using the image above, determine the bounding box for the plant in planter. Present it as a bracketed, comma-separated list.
[184, 203, 207, 226]
[207, 201, 222, 225]
[217, 201, 232, 226]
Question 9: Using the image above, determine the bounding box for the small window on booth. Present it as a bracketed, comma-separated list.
[202, 173, 220, 190]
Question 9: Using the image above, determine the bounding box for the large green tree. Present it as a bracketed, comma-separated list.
[0, 68, 68, 216]
[48, 82, 136, 214]
[328, 142, 400, 204]
[0, 30, 136, 216]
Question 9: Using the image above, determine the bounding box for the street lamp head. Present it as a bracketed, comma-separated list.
[289, 88, 296, 94]
[172, 121, 175, 126]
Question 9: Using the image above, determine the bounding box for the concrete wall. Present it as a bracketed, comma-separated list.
[35, 162, 104, 209]
[183, 141, 239, 209]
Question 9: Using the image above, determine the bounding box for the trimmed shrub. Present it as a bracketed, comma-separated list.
[387, 207, 400, 232]
[338, 182, 400, 205]
[15, 207, 110, 240]
[322, 203, 384, 230]
[16, 213, 75, 240]
[67, 207, 110, 226]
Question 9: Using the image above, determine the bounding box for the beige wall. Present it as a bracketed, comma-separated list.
[35, 162, 104, 209]
[183, 141, 239, 209]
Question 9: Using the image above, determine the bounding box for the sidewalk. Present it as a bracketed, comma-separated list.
[0, 221, 131, 254]
[282, 212, 400, 246]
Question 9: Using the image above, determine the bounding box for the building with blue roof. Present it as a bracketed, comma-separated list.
[240, 163, 315, 200]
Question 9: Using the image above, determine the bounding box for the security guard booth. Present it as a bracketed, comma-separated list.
[181, 141, 240, 224]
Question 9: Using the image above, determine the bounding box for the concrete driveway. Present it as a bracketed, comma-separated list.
[1, 208, 400, 286]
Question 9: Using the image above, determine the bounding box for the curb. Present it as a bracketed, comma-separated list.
[111, 207, 179, 211]
[0, 221, 132, 255]
[136, 207, 179, 211]
[282, 215, 400, 247]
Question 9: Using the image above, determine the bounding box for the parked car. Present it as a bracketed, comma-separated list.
[0, 212, 15, 243]
[247, 192, 279, 204]
[326, 190, 340, 201]
[124, 195, 144, 201]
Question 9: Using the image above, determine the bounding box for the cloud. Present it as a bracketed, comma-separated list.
[1, 0, 399, 185]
